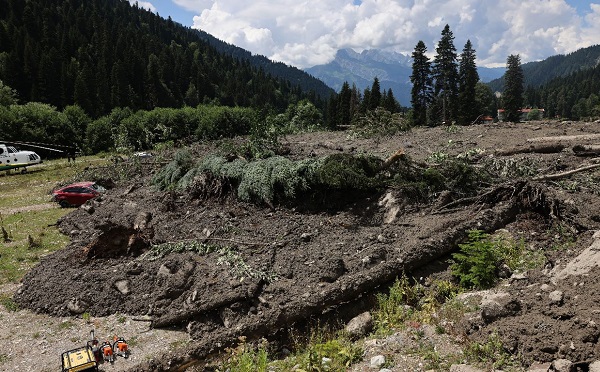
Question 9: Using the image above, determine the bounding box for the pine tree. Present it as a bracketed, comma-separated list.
[458, 40, 479, 125]
[410, 40, 432, 126]
[338, 81, 352, 126]
[503, 54, 524, 122]
[369, 77, 381, 110]
[382, 88, 399, 112]
[432, 25, 459, 125]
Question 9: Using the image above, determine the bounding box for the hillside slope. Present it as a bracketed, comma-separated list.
[487, 44, 600, 91]
[0, 0, 333, 116]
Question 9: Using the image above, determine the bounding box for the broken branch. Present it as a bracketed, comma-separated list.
[532, 163, 600, 181]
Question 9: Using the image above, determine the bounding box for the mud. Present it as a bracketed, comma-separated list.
[13, 121, 600, 370]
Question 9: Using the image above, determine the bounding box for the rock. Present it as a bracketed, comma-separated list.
[498, 263, 512, 278]
[551, 359, 572, 372]
[510, 272, 528, 281]
[157, 263, 173, 276]
[345, 312, 373, 340]
[133, 211, 152, 230]
[449, 364, 485, 372]
[300, 233, 312, 242]
[589, 360, 600, 372]
[370, 355, 385, 369]
[527, 362, 551, 371]
[549, 290, 564, 305]
[81, 203, 95, 214]
[379, 369, 393, 372]
[114, 280, 130, 295]
[540, 283, 552, 292]
[67, 297, 89, 314]
[480, 293, 521, 323]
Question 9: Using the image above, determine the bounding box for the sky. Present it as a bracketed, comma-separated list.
[130, 0, 600, 69]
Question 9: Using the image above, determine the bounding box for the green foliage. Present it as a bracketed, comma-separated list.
[452, 230, 546, 290]
[151, 149, 195, 190]
[482, 156, 539, 179]
[143, 240, 276, 282]
[0, 0, 332, 118]
[195, 105, 257, 141]
[218, 338, 269, 372]
[464, 331, 521, 369]
[155, 152, 383, 206]
[350, 107, 410, 138]
[390, 155, 485, 202]
[275, 330, 363, 372]
[142, 240, 219, 260]
[0, 102, 81, 146]
[315, 154, 382, 190]
[503, 54, 524, 122]
[451, 230, 499, 289]
[0, 294, 18, 312]
[373, 275, 460, 335]
[244, 115, 283, 159]
[0, 79, 18, 106]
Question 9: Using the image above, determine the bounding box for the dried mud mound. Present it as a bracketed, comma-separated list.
[13, 122, 600, 369]
[15, 178, 559, 367]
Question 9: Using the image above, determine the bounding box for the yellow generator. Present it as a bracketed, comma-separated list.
[61, 345, 98, 372]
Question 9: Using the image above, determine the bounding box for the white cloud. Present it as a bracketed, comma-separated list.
[128, 0, 156, 12]
[181, 0, 600, 68]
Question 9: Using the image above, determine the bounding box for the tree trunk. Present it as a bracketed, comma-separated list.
[572, 144, 600, 157]
[496, 144, 565, 156]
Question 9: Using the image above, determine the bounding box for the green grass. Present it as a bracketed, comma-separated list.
[0, 294, 18, 311]
[0, 156, 109, 283]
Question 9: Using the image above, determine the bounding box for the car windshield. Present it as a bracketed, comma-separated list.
[89, 183, 106, 192]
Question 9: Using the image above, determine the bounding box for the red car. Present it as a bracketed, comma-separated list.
[52, 181, 106, 207]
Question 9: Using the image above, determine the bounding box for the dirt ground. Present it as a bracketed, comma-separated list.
[4, 120, 600, 371]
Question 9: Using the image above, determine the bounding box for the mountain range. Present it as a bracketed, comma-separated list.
[305, 48, 506, 106]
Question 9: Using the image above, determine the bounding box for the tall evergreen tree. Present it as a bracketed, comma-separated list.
[432, 24, 459, 125]
[338, 81, 352, 126]
[382, 88, 399, 113]
[410, 40, 432, 126]
[503, 54, 524, 122]
[458, 40, 479, 125]
[369, 77, 381, 110]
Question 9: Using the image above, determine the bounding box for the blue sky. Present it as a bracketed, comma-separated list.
[130, 1, 600, 69]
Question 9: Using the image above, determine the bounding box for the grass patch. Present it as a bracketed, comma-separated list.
[0, 294, 18, 311]
[58, 320, 74, 330]
[0, 208, 71, 283]
[0, 156, 109, 284]
[373, 275, 460, 336]
[274, 330, 363, 372]
[464, 331, 521, 370]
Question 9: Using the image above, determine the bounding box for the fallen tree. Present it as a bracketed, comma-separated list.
[573, 144, 600, 157]
[495, 144, 566, 156]
[532, 163, 600, 181]
[526, 133, 600, 143]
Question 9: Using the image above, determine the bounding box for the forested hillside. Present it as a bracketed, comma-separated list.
[0, 0, 333, 117]
[526, 62, 600, 120]
[487, 44, 600, 92]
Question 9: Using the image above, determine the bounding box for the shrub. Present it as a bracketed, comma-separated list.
[451, 230, 500, 289]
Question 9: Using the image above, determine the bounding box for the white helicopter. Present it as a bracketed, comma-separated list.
[0, 143, 43, 173]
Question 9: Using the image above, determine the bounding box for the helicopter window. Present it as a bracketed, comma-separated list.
[0, 148, 3, 154]
[7, 147, 17, 154]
